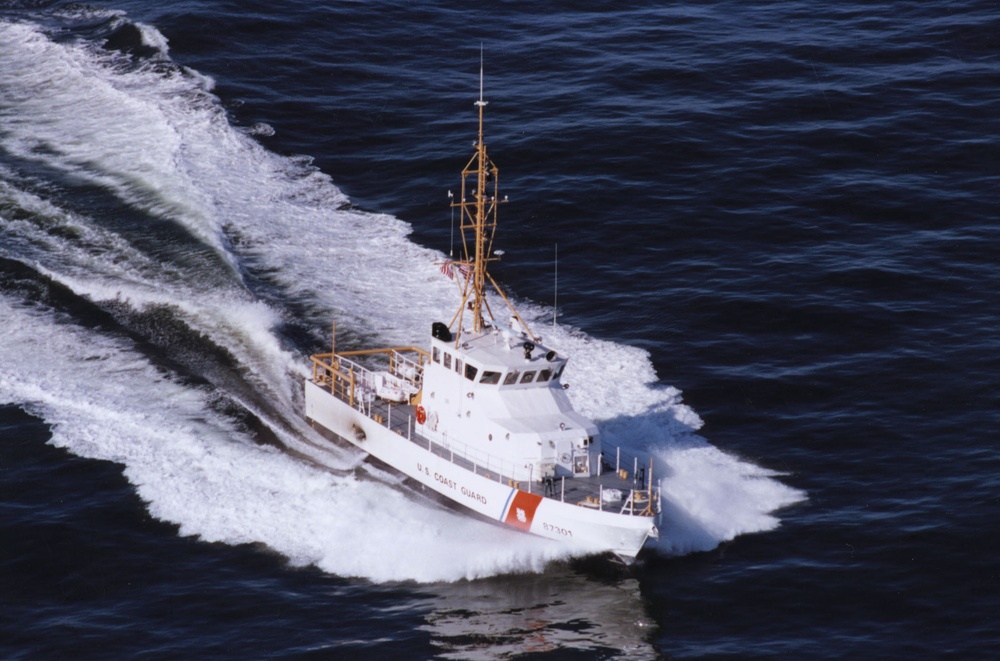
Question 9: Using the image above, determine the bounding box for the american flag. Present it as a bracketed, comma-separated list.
[439, 260, 470, 280]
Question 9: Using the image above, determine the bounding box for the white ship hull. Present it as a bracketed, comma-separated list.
[305, 380, 657, 560]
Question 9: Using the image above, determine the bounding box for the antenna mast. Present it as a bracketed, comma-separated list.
[447, 53, 535, 344]
[449, 52, 501, 339]
[471, 50, 489, 333]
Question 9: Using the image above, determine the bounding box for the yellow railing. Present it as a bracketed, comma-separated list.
[311, 346, 428, 408]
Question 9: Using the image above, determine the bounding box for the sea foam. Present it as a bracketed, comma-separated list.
[0, 17, 804, 581]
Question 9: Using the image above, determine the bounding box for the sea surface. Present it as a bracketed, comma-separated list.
[1, 1, 997, 658]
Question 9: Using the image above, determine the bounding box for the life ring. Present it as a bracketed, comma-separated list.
[416, 406, 427, 425]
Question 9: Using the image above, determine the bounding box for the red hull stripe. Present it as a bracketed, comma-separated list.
[503, 490, 544, 532]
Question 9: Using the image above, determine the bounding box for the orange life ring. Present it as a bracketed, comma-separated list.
[416, 406, 427, 425]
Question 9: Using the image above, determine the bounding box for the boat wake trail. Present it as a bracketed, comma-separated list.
[0, 296, 574, 583]
[0, 13, 803, 581]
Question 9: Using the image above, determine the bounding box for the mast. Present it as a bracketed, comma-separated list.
[447, 57, 535, 345]
[471, 54, 490, 333]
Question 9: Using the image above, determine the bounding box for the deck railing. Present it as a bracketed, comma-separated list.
[309, 350, 658, 517]
[311, 347, 428, 408]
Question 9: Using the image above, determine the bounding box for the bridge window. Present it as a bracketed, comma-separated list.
[433, 347, 441, 363]
[520, 371, 536, 384]
[503, 370, 520, 385]
[480, 370, 501, 384]
[443, 352, 452, 369]
[465, 363, 479, 381]
[455, 359, 463, 375]
[537, 368, 552, 382]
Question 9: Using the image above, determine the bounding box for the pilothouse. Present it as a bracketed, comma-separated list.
[423, 320, 600, 486]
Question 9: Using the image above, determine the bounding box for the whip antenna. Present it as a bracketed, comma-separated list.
[477, 44, 485, 107]
[448, 190, 455, 257]
[553, 243, 558, 331]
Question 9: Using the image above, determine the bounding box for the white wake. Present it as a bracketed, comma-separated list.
[0, 17, 804, 582]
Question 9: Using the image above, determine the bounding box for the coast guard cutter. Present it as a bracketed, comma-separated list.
[304, 74, 661, 560]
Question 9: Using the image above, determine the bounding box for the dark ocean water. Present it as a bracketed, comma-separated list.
[1, 0, 998, 658]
